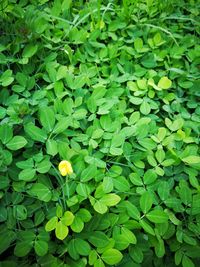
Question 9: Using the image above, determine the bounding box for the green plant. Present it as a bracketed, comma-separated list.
[0, 0, 200, 266]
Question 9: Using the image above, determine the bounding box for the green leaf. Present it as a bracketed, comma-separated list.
[130, 246, 143, 263]
[141, 53, 157, 68]
[76, 183, 91, 198]
[94, 259, 105, 267]
[121, 227, 137, 244]
[36, 158, 51, 173]
[81, 165, 97, 182]
[134, 38, 143, 52]
[29, 183, 52, 202]
[158, 181, 170, 201]
[72, 75, 87, 89]
[100, 115, 112, 131]
[53, 118, 70, 134]
[182, 255, 195, 267]
[140, 219, 155, 235]
[140, 100, 151, 115]
[93, 200, 108, 214]
[0, 207, 7, 222]
[34, 210, 45, 226]
[14, 242, 32, 257]
[182, 156, 200, 165]
[175, 250, 183, 265]
[0, 124, 13, 144]
[178, 181, 192, 205]
[67, 239, 79, 260]
[155, 237, 165, 258]
[102, 248, 123, 265]
[155, 148, 165, 163]
[45, 216, 58, 232]
[91, 86, 106, 100]
[147, 155, 157, 167]
[126, 201, 140, 220]
[102, 177, 113, 193]
[111, 133, 125, 148]
[57, 65, 68, 80]
[89, 250, 98, 265]
[47, 66, 57, 84]
[157, 127, 167, 141]
[100, 193, 121, 207]
[88, 231, 110, 248]
[165, 209, 181, 225]
[92, 129, 104, 139]
[158, 77, 172, 89]
[22, 44, 38, 58]
[46, 139, 58, 156]
[55, 221, 69, 240]
[70, 216, 84, 233]
[0, 106, 6, 119]
[146, 209, 168, 223]
[138, 138, 156, 150]
[76, 209, 91, 223]
[143, 169, 157, 185]
[16, 158, 34, 169]
[56, 205, 63, 218]
[13, 205, 27, 220]
[183, 234, 196, 246]
[164, 197, 184, 212]
[0, 231, 16, 254]
[155, 166, 164, 176]
[191, 194, 200, 215]
[162, 158, 175, 167]
[85, 156, 106, 168]
[114, 234, 130, 250]
[6, 136, 27, 150]
[113, 176, 130, 191]
[109, 147, 123, 156]
[39, 106, 55, 132]
[169, 118, 184, 131]
[61, 211, 75, 226]
[74, 238, 91, 256]
[34, 240, 48, 256]
[140, 191, 153, 214]
[24, 123, 47, 142]
[19, 230, 35, 241]
[0, 70, 14, 86]
[129, 173, 143, 186]
[18, 168, 36, 181]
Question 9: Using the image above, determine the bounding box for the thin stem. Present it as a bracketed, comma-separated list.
[51, 163, 67, 210]
[107, 161, 133, 167]
[140, 23, 179, 46]
[71, 6, 114, 29]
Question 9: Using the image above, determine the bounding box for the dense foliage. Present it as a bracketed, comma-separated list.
[0, 0, 200, 266]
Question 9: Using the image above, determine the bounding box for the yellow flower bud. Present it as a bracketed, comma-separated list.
[58, 160, 73, 176]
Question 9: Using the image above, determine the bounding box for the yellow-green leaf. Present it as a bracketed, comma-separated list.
[100, 193, 121, 207]
[182, 156, 200, 165]
[102, 248, 123, 265]
[55, 221, 69, 240]
[158, 77, 172, 89]
[45, 216, 58, 232]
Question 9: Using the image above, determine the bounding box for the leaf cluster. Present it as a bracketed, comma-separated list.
[0, 0, 200, 267]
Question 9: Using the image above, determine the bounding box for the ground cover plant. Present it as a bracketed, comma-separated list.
[0, 0, 200, 266]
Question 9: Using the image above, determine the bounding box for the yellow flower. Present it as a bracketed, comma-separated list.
[58, 160, 73, 176]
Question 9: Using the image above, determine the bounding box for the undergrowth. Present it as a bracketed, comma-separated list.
[0, 0, 200, 266]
